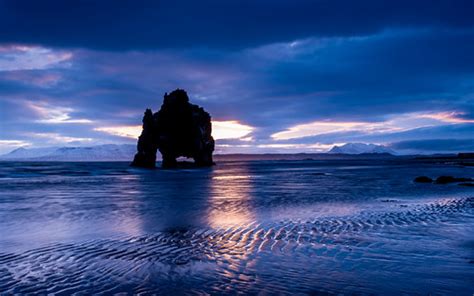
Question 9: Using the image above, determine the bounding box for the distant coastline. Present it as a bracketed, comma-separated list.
[1, 143, 472, 163]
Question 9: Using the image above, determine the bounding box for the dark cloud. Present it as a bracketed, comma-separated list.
[1, 1, 474, 154]
[0, 0, 473, 50]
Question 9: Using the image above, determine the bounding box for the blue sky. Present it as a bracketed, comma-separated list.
[0, 0, 473, 154]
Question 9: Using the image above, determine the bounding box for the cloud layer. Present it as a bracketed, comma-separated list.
[1, 0, 472, 50]
[0, 1, 473, 154]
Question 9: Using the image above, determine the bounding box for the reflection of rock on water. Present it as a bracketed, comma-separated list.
[132, 89, 215, 168]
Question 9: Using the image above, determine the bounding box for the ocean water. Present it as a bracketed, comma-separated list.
[0, 160, 473, 294]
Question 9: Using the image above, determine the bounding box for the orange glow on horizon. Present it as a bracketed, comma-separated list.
[212, 120, 254, 140]
[94, 120, 254, 140]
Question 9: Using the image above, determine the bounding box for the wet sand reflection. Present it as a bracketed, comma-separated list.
[207, 165, 256, 228]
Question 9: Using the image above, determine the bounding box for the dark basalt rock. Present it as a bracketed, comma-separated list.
[435, 176, 473, 184]
[458, 153, 474, 159]
[435, 176, 456, 184]
[414, 176, 433, 183]
[131, 89, 215, 168]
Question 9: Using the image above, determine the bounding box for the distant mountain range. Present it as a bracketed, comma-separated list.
[328, 143, 395, 155]
[0, 144, 136, 161]
[0, 142, 396, 161]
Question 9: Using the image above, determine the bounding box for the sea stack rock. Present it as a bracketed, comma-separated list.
[131, 89, 215, 168]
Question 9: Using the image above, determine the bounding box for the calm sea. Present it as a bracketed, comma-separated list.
[0, 160, 473, 294]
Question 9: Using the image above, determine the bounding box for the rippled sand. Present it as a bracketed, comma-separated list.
[0, 160, 473, 294]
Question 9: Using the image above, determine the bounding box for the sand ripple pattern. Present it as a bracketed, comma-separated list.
[1, 197, 473, 294]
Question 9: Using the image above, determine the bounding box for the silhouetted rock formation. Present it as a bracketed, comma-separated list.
[131, 89, 215, 168]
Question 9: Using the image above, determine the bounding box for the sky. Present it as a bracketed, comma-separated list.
[0, 0, 473, 155]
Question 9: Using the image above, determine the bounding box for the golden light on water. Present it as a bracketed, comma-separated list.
[207, 169, 255, 228]
[212, 175, 252, 181]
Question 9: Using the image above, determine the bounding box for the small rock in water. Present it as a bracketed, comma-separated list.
[435, 176, 455, 184]
[458, 182, 474, 187]
[435, 176, 473, 184]
[455, 177, 473, 182]
[414, 176, 433, 183]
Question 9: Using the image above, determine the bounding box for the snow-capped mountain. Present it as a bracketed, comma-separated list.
[328, 143, 395, 155]
[0, 147, 58, 159]
[0, 144, 136, 161]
